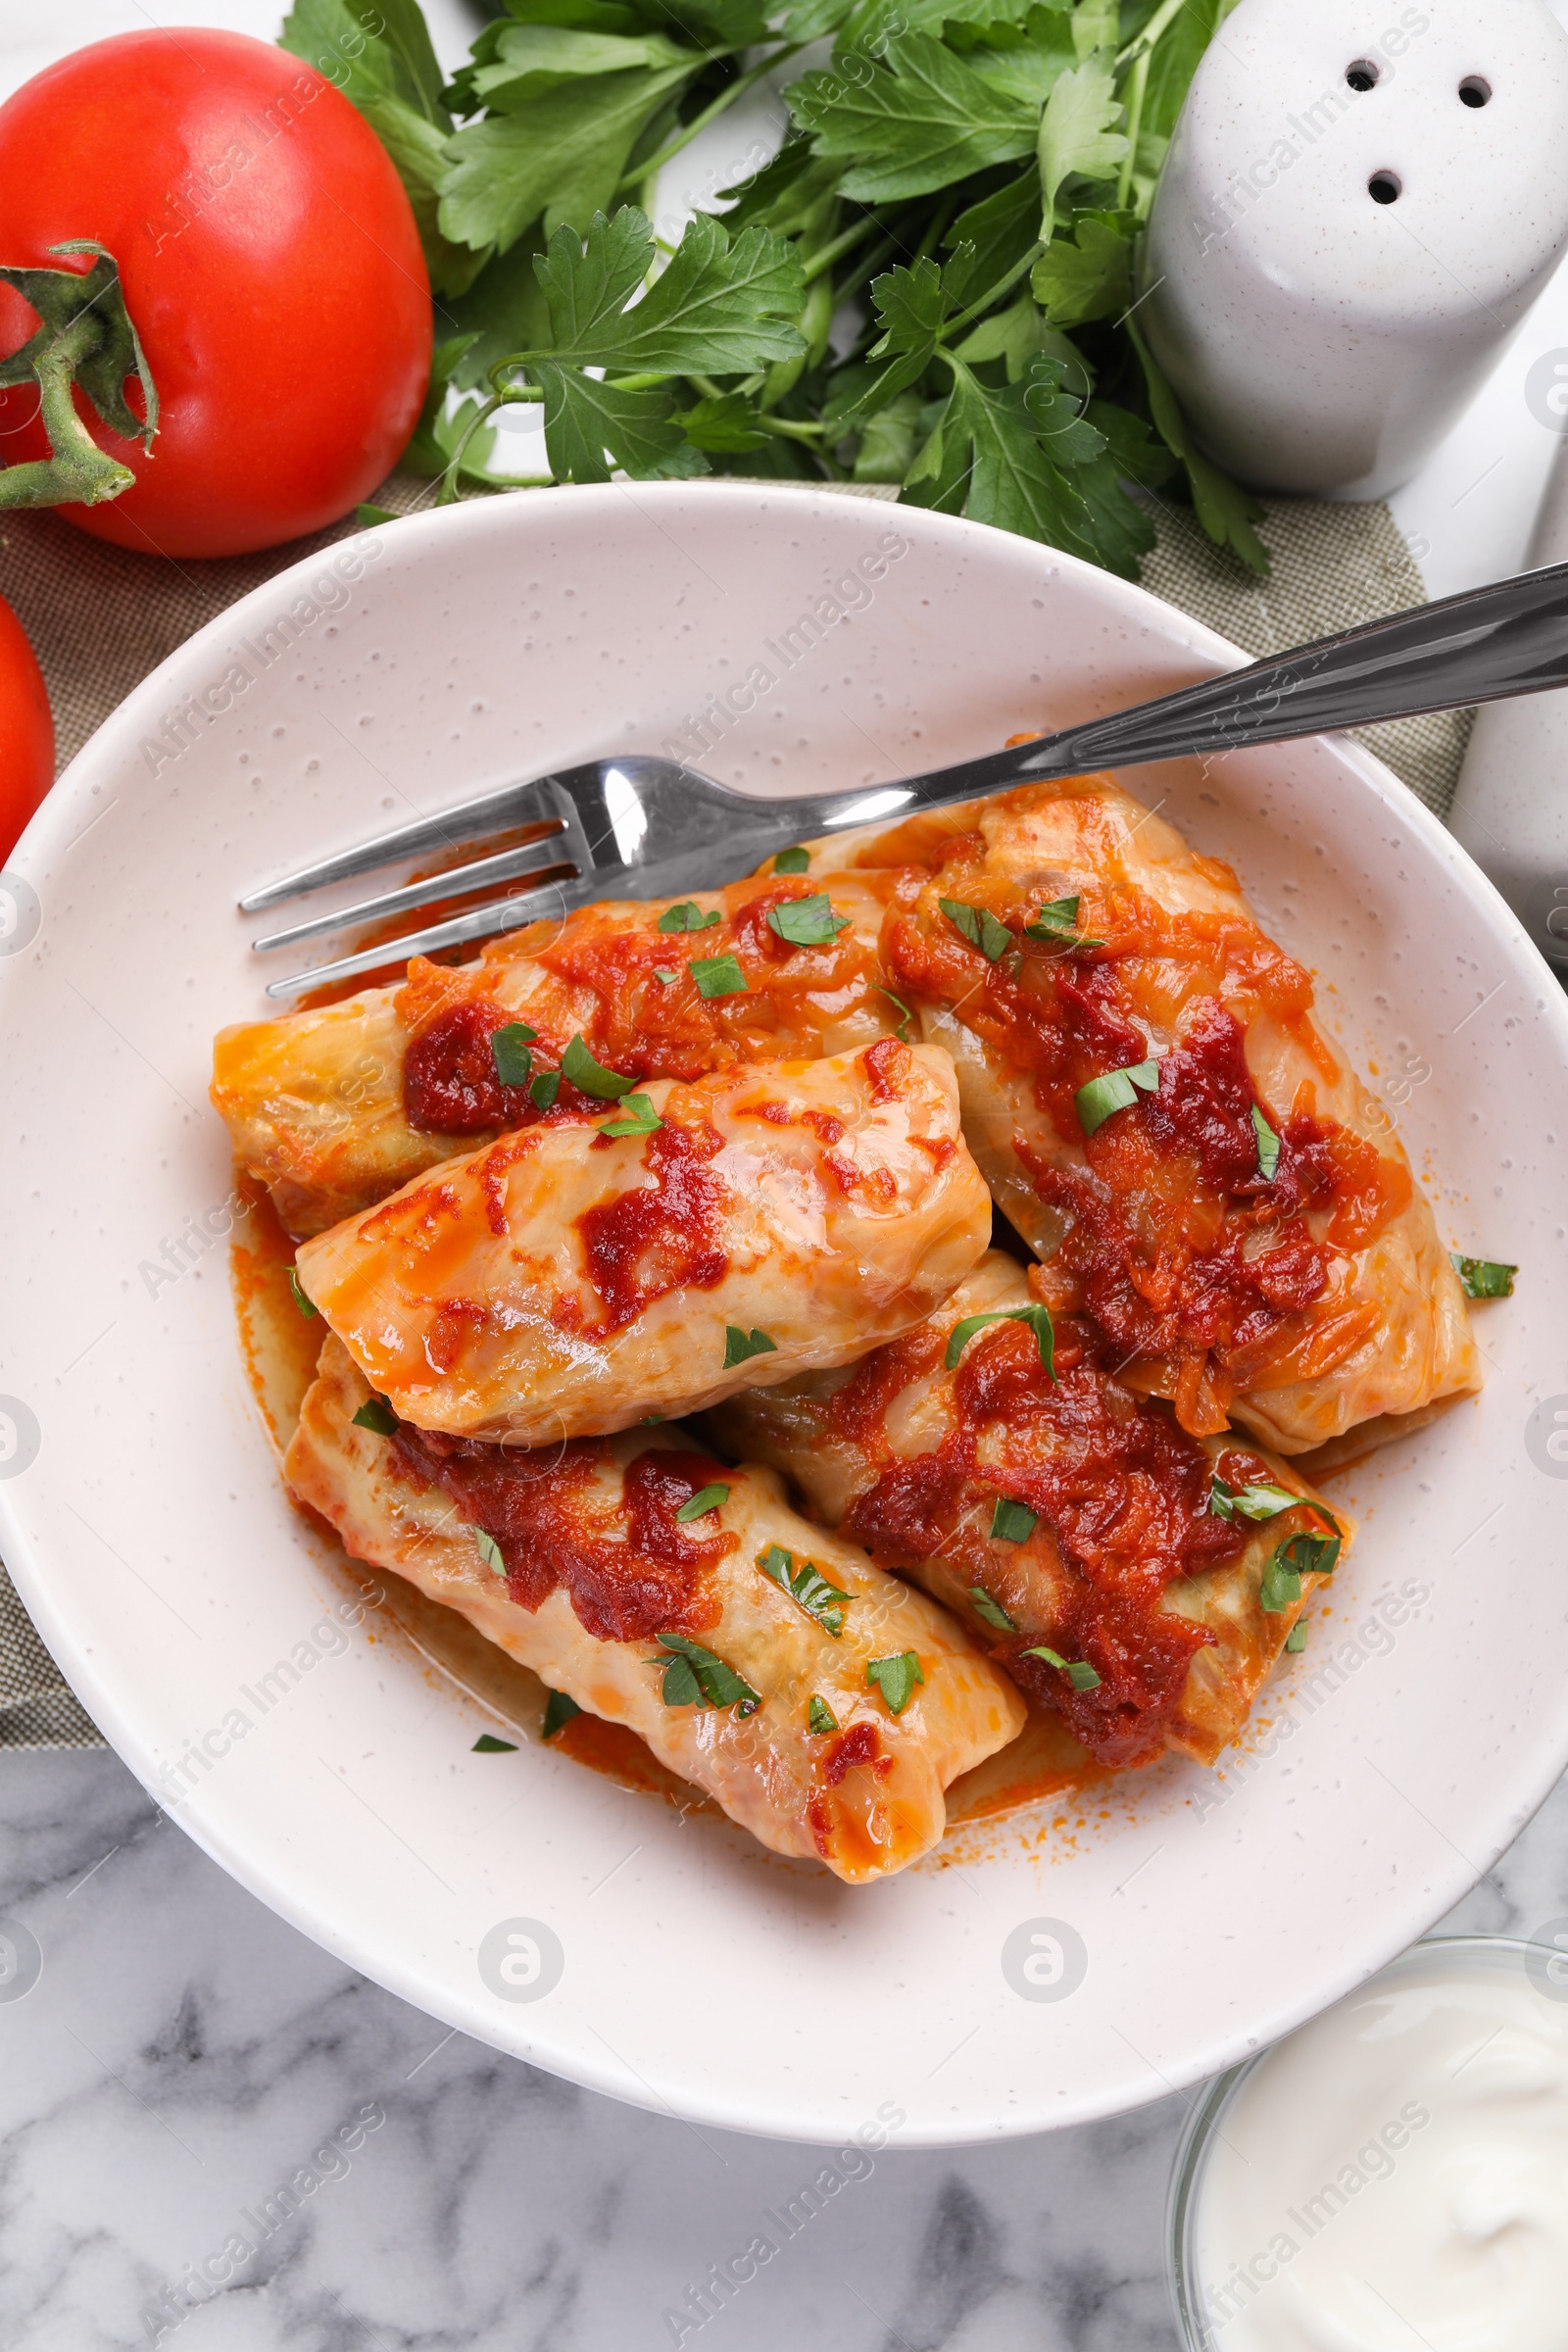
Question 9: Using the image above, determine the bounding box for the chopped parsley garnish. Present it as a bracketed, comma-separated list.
[1022, 1645, 1102, 1691]
[1284, 1622, 1308, 1654]
[542, 1689, 582, 1740]
[766, 892, 851, 948]
[675, 1482, 729, 1523]
[968, 1585, 1017, 1632]
[945, 1301, 1055, 1380]
[471, 1733, 516, 1752]
[689, 953, 748, 999]
[866, 1650, 924, 1714]
[351, 1395, 398, 1436]
[1451, 1253, 1517, 1299]
[529, 1068, 562, 1109]
[878, 987, 915, 1043]
[723, 1325, 777, 1368]
[808, 1694, 839, 1735]
[1025, 896, 1103, 951]
[561, 1033, 635, 1099]
[491, 1021, 537, 1088]
[1208, 1475, 1303, 1523]
[1251, 1104, 1281, 1182]
[287, 1264, 318, 1318]
[1260, 1530, 1341, 1613]
[599, 1092, 663, 1138]
[655, 1633, 760, 1717]
[940, 896, 1012, 961]
[1074, 1058, 1159, 1137]
[758, 1543, 850, 1637]
[654, 966, 678, 985]
[774, 846, 810, 874]
[990, 1497, 1039, 1544]
[658, 900, 721, 933]
[474, 1529, 506, 1576]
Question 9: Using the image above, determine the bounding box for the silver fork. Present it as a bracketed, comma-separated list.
[243, 560, 1568, 998]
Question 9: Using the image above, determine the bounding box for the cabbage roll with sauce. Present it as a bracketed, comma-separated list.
[831, 777, 1478, 1453]
[295, 1040, 991, 1446]
[709, 1252, 1346, 1770]
[213, 867, 905, 1237]
[286, 1335, 1026, 1882]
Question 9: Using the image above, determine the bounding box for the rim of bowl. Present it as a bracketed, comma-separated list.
[1163, 1933, 1561, 2350]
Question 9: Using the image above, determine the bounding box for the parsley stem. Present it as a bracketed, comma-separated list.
[913, 190, 959, 265]
[801, 212, 886, 286]
[437, 392, 504, 504]
[1116, 0, 1189, 66]
[1117, 47, 1152, 210]
[688, 370, 826, 437]
[939, 242, 1046, 345]
[613, 44, 805, 195]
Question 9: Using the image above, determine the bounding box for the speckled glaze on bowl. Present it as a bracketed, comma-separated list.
[0, 482, 1564, 2146]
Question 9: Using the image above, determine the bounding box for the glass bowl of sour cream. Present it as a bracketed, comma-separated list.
[1167, 1935, 1568, 2352]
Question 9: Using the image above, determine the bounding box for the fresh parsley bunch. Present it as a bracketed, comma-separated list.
[281, 0, 1267, 575]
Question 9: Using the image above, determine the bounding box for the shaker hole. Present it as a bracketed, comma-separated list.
[1346, 59, 1381, 91]
[1459, 75, 1492, 108]
[1368, 171, 1402, 205]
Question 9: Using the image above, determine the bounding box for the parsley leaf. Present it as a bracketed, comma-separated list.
[1037, 55, 1129, 237]
[1022, 1644, 1102, 1691]
[1252, 1104, 1281, 1182]
[866, 1649, 924, 1714]
[351, 1395, 398, 1437]
[1284, 1621, 1308, 1654]
[792, 30, 1037, 205]
[654, 966, 678, 984]
[990, 1496, 1039, 1543]
[1074, 1056, 1159, 1136]
[690, 953, 748, 999]
[1260, 1530, 1341, 1613]
[659, 901, 722, 932]
[969, 1585, 1018, 1632]
[492, 1021, 537, 1088]
[945, 1301, 1055, 1378]
[561, 1033, 634, 1099]
[1025, 894, 1103, 950]
[599, 1092, 663, 1138]
[808, 1694, 839, 1735]
[1031, 215, 1132, 327]
[758, 1544, 851, 1637]
[656, 1632, 761, 1716]
[675, 1482, 729, 1522]
[530, 1068, 562, 1110]
[879, 987, 915, 1043]
[1451, 1254, 1517, 1298]
[471, 1732, 517, 1751]
[774, 846, 810, 873]
[474, 1528, 506, 1575]
[940, 895, 1013, 960]
[288, 1265, 318, 1319]
[766, 893, 852, 947]
[437, 70, 698, 258]
[1208, 1475, 1303, 1524]
[1128, 316, 1269, 574]
[542, 1688, 582, 1740]
[723, 1325, 778, 1369]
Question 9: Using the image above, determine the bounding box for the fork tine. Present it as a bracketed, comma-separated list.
[250, 829, 575, 953]
[238, 768, 598, 912]
[261, 875, 595, 1000]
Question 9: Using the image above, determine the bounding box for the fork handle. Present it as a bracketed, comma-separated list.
[791, 559, 1568, 835]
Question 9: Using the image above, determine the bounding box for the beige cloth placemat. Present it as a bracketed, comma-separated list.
[0, 480, 1465, 1751]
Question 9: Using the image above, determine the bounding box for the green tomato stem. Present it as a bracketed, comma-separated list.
[0, 308, 135, 510]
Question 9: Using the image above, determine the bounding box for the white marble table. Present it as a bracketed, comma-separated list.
[0, 1747, 1563, 2351]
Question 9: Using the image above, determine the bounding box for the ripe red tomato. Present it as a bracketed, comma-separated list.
[0, 593, 53, 865]
[0, 30, 431, 559]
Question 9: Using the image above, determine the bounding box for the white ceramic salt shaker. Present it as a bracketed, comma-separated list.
[1138, 0, 1568, 498]
[1449, 436, 1568, 978]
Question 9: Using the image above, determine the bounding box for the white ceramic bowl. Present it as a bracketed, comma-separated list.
[2, 484, 1565, 2147]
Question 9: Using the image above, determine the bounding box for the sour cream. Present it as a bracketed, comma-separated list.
[1176, 1938, 1568, 2352]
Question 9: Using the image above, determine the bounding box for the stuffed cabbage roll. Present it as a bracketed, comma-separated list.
[214, 868, 905, 1236]
[296, 1040, 991, 1446]
[708, 1252, 1345, 1771]
[834, 777, 1478, 1453]
[286, 1335, 1026, 1882]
